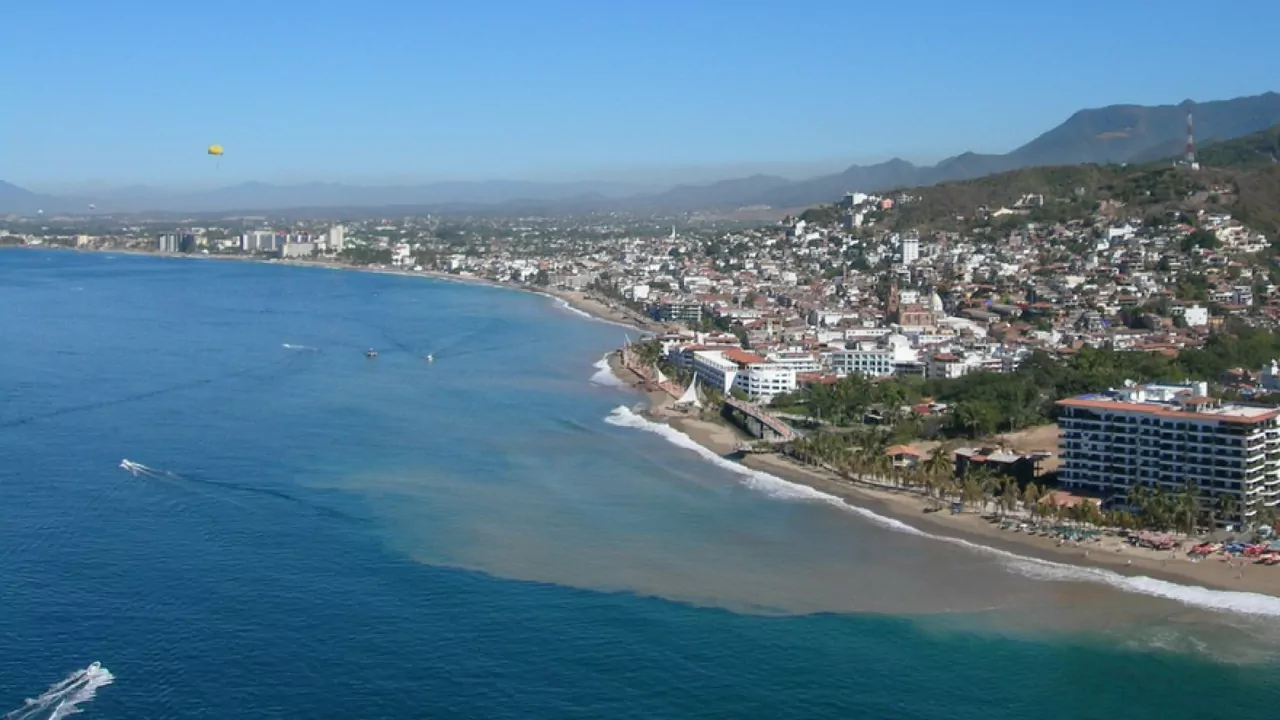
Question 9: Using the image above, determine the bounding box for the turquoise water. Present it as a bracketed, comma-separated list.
[2, 249, 1280, 718]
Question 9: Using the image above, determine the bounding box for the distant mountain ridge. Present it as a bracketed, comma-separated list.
[3, 91, 1278, 215]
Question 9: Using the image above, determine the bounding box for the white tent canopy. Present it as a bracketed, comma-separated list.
[675, 376, 702, 409]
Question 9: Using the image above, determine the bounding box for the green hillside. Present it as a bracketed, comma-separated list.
[803, 126, 1280, 238]
[1196, 124, 1280, 168]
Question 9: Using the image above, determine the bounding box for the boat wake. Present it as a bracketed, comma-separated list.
[589, 353, 625, 387]
[281, 343, 318, 352]
[119, 459, 359, 522]
[603, 405, 1280, 618]
[2, 662, 114, 720]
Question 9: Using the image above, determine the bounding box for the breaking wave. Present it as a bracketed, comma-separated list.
[530, 291, 636, 329]
[603, 406, 1280, 618]
[589, 353, 625, 387]
[3, 663, 113, 720]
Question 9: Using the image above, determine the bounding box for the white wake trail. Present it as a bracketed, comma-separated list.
[3, 663, 114, 720]
[604, 405, 1280, 618]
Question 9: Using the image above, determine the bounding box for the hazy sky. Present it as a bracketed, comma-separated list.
[4, 0, 1278, 190]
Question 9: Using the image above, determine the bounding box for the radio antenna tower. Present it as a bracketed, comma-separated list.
[1185, 105, 1199, 169]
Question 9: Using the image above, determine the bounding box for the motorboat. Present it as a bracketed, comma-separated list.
[425, 354, 434, 363]
[365, 349, 378, 358]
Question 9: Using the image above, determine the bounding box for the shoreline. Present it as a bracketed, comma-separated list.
[605, 353, 1280, 603]
[6, 245, 661, 333]
[36, 245, 1280, 603]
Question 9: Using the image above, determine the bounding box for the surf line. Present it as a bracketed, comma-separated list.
[2, 662, 114, 720]
[589, 352, 625, 388]
[604, 405, 1280, 618]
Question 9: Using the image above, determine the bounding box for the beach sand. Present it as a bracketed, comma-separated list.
[603, 355, 1280, 598]
[70, 248, 1280, 598]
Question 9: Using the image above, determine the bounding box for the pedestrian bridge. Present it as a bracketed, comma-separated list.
[722, 397, 797, 442]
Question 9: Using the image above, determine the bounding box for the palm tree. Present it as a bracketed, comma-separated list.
[1254, 500, 1278, 533]
[924, 444, 953, 481]
[963, 465, 996, 515]
[1217, 494, 1243, 529]
[999, 479, 1020, 521]
[1176, 480, 1199, 536]
[1021, 481, 1041, 521]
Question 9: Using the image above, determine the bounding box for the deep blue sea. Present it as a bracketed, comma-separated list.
[4, 249, 1280, 719]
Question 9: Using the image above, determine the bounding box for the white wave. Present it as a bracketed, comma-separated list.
[530, 291, 637, 329]
[556, 297, 595, 320]
[3, 662, 114, 720]
[603, 405, 1280, 618]
[281, 343, 317, 351]
[589, 353, 625, 387]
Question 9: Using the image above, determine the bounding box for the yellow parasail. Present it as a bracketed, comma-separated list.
[207, 144, 224, 156]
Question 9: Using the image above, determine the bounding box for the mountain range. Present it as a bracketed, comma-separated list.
[4, 91, 1279, 216]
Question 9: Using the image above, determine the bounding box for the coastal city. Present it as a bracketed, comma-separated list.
[9, 156, 1280, 579]
[10, 1, 1280, 714]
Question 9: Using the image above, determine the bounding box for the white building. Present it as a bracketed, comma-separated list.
[1262, 361, 1280, 392]
[241, 231, 279, 253]
[1183, 304, 1210, 328]
[830, 345, 895, 378]
[927, 352, 979, 380]
[1058, 382, 1280, 525]
[692, 350, 740, 394]
[691, 348, 796, 402]
[280, 242, 316, 258]
[327, 225, 346, 252]
[767, 350, 821, 375]
[626, 284, 651, 301]
[901, 235, 919, 266]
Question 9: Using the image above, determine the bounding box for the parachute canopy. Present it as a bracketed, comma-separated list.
[207, 144, 224, 156]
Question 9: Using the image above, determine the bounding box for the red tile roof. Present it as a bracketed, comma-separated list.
[723, 348, 767, 365]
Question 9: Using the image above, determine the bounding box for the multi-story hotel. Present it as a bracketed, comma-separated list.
[691, 348, 796, 402]
[1057, 382, 1280, 525]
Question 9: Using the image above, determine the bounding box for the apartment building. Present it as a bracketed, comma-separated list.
[653, 299, 703, 324]
[830, 346, 895, 378]
[691, 348, 796, 402]
[1057, 382, 1280, 525]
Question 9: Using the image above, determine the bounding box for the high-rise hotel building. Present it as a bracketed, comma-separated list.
[1057, 382, 1280, 524]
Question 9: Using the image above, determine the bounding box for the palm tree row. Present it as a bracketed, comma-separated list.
[786, 431, 1280, 537]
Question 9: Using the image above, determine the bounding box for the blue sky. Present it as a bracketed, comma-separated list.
[4, 0, 1278, 190]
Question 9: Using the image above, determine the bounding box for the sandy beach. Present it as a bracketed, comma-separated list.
[42, 246, 1280, 598]
[604, 352, 1280, 599]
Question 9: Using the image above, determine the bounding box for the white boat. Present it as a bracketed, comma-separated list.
[365, 349, 378, 358]
[425, 354, 434, 363]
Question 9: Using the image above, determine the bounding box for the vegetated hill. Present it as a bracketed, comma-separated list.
[749, 92, 1280, 209]
[813, 127, 1280, 237]
[1000, 94, 1280, 167]
[1196, 124, 1280, 168]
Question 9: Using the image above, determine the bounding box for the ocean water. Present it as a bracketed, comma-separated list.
[2, 249, 1280, 719]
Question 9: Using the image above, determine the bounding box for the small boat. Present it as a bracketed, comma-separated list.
[365, 349, 378, 358]
[425, 354, 434, 363]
